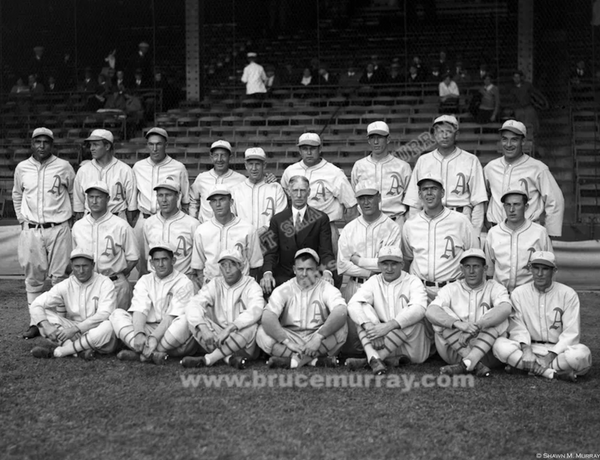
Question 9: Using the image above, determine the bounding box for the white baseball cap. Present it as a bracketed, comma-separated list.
[459, 248, 486, 264]
[210, 139, 232, 153]
[378, 246, 403, 263]
[295, 248, 320, 264]
[32, 127, 54, 140]
[355, 181, 379, 197]
[149, 241, 175, 256]
[85, 129, 114, 144]
[501, 189, 529, 203]
[153, 177, 180, 193]
[218, 248, 245, 265]
[530, 251, 556, 268]
[432, 115, 459, 131]
[145, 127, 169, 141]
[247, 52, 257, 58]
[85, 180, 110, 196]
[244, 147, 267, 161]
[417, 172, 444, 188]
[367, 121, 390, 137]
[207, 186, 231, 200]
[298, 133, 321, 147]
[500, 120, 527, 137]
[70, 248, 94, 261]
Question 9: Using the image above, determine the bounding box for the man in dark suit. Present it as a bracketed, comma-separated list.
[260, 175, 338, 294]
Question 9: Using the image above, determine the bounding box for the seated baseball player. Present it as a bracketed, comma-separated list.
[493, 251, 592, 382]
[426, 249, 512, 377]
[30, 248, 118, 360]
[178, 249, 265, 369]
[256, 248, 348, 369]
[110, 242, 195, 364]
[346, 246, 431, 375]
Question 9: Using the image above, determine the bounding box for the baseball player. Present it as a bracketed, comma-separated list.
[191, 186, 262, 288]
[188, 140, 245, 223]
[73, 129, 138, 227]
[179, 249, 265, 369]
[29, 248, 118, 360]
[493, 251, 592, 382]
[483, 190, 552, 292]
[13, 127, 75, 339]
[351, 121, 412, 230]
[110, 242, 195, 364]
[401, 172, 477, 302]
[143, 177, 199, 281]
[403, 115, 488, 235]
[346, 246, 431, 375]
[280, 133, 358, 252]
[426, 249, 512, 377]
[71, 181, 139, 310]
[484, 120, 564, 237]
[256, 248, 348, 369]
[230, 147, 287, 237]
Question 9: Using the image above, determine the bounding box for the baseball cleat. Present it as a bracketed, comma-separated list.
[345, 358, 368, 371]
[31, 346, 56, 359]
[23, 325, 41, 340]
[369, 357, 387, 376]
[228, 356, 247, 370]
[555, 370, 578, 383]
[384, 355, 411, 368]
[440, 361, 468, 376]
[315, 356, 339, 368]
[151, 352, 168, 365]
[180, 356, 207, 368]
[473, 362, 491, 377]
[117, 350, 141, 361]
[78, 350, 96, 361]
[266, 357, 291, 369]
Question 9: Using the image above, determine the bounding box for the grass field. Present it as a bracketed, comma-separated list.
[1, 279, 599, 460]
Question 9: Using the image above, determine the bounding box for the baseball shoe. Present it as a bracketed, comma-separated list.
[555, 370, 578, 383]
[266, 357, 291, 369]
[77, 350, 96, 361]
[344, 358, 368, 371]
[151, 352, 169, 365]
[504, 365, 529, 376]
[31, 345, 56, 359]
[440, 360, 468, 376]
[315, 356, 339, 368]
[180, 356, 207, 368]
[384, 355, 411, 368]
[473, 362, 491, 377]
[117, 350, 141, 361]
[228, 356, 247, 370]
[23, 325, 40, 339]
[369, 357, 387, 376]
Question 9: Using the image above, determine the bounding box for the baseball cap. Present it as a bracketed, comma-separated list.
[139, 42, 150, 48]
[149, 241, 175, 256]
[355, 181, 379, 197]
[298, 133, 321, 147]
[207, 186, 231, 200]
[378, 246, 403, 263]
[295, 248, 320, 264]
[501, 189, 529, 203]
[153, 177, 180, 193]
[459, 248, 486, 264]
[244, 147, 267, 161]
[32, 127, 54, 140]
[70, 248, 94, 261]
[210, 139, 232, 153]
[85, 129, 114, 144]
[85, 180, 110, 196]
[417, 172, 444, 188]
[499, 120, 527, 137]
[530, 251, 556, 268]
[218, 248, 244, 265]
[247, 52, 257, 58]
[367, 121, 390, 137]
[145, 127, 168, 141]
[432, 115, 459, 131]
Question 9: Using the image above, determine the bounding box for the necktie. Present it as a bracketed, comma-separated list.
[295, 212, 302, 232]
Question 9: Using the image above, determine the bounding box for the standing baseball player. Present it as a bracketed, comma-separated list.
[72, 181, 139, 310]
[493, 251, 592, 382]
[13, 127, 75, 339]
[191, 186, 262, 288]
[29, 248, 118, 360]
[401, 172, 477, 302]
[351, 121, 412, 230]
[403, 115, 488, 235]
[73, 129, 138, 227]
[484, 120, 564, 237]
[257, 248, 348, 369]
[280, 133, 357, 252]
[483, 190, 552, 292]
[179, 249, 265, 369]
[426, 249, 512, 377]
[346, 246, 431, 375]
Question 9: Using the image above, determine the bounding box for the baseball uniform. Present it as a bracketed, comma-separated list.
[231, 178, 287, 231]
[189, 169, 245, 223]
[493, 281, 592, 376]
[73, 157, 137, 216]
[30, 272, 118, 356]
[484, 154, 565, 236]
[191, 216, 263, 282]
[483, 221, 552, 292]
[348, 271, 431, 363]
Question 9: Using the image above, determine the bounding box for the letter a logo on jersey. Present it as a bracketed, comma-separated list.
[441, 236, 457, 259]
[524, 247, 536, 269]
[113, 182, 125, 202]
[175, 236, 188, 257]
[518, 179, 530, 198]
[451, 173, 469, 196]
[549, 308, 564, 330]
[262, 197, 275, 217]
[47, 175, 62, 195]
[102, 236, 122, 257]
[387, 173, 402, 196]
[312, 181, 326, 202]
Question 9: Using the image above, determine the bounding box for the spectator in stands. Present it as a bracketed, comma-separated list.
[79, 67, 96, 93]
[570, 60, 589, 86]
[475, 74, 500, 124]
[105, 49, 117, 71]
[128, 41, 153, 85]
[10, 77, 29, 94]
[28, 46, 47, 84]
[388, 63, 402, 84]
[338, 64, 362, 93]
[453, 60, 470, 87]
[46, 76, 58, 92]
[88, 74, 108, 111]
[132, 69, 147, 91]
[439, 73, 460, 113]
[436, 51, 450, 76]
[241, 52, 267, 96]
[406, 65, 424, 84]
[28, 74, 44, 94]
[317, 65, 337, 86]
[265, 66, 281, 92]
[508, 70, 540, 140]
[410, 56, 427, 81]
[115, 70, 126, 92]
[359, 63, 382, 85]
[478, 64, 489, 80]
[429, 65, 441, 82]
[300, 68, 313, 86]
[370, 55, 388, 83]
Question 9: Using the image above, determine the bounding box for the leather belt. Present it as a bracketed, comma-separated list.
[350, 276, 368, 284]
[423, 279, 455, 288]
[28, 222, 62, 229]
[531, 340, 554, 344]
[448, 206, 464, 213]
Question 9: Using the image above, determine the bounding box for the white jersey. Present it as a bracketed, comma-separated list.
[266, 278, 347, 335]
[337, 214, 402, 278]
[143, 210, 200, 275]
[189, 169, 246, 222]
[73, 157, 137, 214]
[347, 271, 427, 328]
[483, 220, 552, 292]
[241, 61, 267, 94]
[281, 159, 357, 222]
[186, 275, 264, 331]
[484, 154, 565, 236]
[403, 148, 488, 209]
[402, 208, 476, 283]
[72, 212, 140, 277]
[191, 216, 263, 281]
[12, 155, 75, 224]
[129, 269, 193, 323]
[351, 154, 412, 217]
[231, 178, 287, 230]
[30, 272, 116, 332]
[509, 281, 581, 355]
[133, 156, 190, 215]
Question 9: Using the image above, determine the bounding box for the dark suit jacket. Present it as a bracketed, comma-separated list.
[262, 206, 337, 287]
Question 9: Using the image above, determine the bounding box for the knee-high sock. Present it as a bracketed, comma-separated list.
[441, 328, 471, 360]
[463, 329, 500, 370]
[206, 331, 249, 365]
